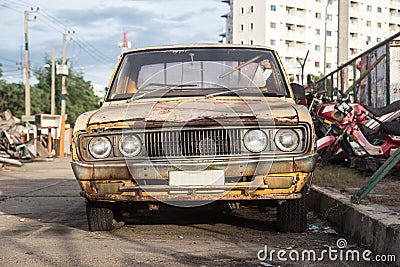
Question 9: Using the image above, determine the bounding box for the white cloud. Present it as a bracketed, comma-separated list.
[0, 0, 227, 85]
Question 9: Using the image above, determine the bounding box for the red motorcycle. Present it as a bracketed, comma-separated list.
[316, 99, 400, 170]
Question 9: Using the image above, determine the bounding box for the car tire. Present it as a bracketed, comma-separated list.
[86, 201, 113, 231]
[277, 192, 307, 233]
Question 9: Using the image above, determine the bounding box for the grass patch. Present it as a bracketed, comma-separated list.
[313, 164, 370, 189]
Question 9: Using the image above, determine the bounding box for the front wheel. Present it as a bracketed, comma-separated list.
[86, 201, 113, 231]
[277, 193, 307, 233]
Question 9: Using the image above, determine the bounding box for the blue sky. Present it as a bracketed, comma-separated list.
[0, 0, 227, 86]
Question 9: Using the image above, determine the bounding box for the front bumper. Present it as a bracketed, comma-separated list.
[71, 154, 318, 180]
[72, 154, 317, 202]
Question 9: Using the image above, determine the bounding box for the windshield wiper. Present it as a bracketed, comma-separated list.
[205, 89, 285, 99]
[127, 83, 199, 102]
[218, 55, 261, 79]
[140, 83, 198, 91]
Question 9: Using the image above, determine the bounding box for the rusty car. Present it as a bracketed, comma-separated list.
[71, 44, 317, 232]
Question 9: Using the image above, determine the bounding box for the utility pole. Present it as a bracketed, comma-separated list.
[51, 45, 55, 115]
[23, 11, 31, 116]
[23, 8, 38, 117]
[61, 33, 67, 116]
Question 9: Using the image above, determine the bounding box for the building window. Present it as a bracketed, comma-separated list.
[377, 7, 382, 13]
[240, 40, 244, 44]
[367, 36, 371, 44]
[250, 5, 254, 13]
[240, 7, 244, 14]
[367, 5, 372, 12]
[270, 39, 276, 45]
[271, 5, 276, 11]
[327, 14, 332, 21]
[240, 24, 244, 31]
[315, 12, 321, 19]
[326, 63, 332, 69]
[315, 61, 320, 67]
[366, 21, 371, 27]
[377, 22, 382, 28]
[315, 29, 321, 35]
[270, 22, 276, 28]
[377, 37, 382, 42]
[249, 22, 254, 30]
[250, 40, 254, 45]
[326, 47, 332, 53]
[326, 30, 332, 36]
[315, 45, 321, 51]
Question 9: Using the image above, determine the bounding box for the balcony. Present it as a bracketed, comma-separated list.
[391, 0, 400, 9]
[349, 38, 359, 49]
[349, 2, 359, 17]
[390, 10, 400, 23]
[349, 18, 359, 32]
[286, 6, 306, 24]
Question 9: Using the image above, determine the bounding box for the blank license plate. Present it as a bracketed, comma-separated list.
[169, 170, 225, 186]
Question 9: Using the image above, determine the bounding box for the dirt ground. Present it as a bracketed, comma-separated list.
[0, 158, 393, 266]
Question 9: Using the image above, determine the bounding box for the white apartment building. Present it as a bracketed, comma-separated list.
[220, 0, 400, 83]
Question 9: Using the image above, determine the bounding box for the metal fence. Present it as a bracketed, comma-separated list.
[311, 31, 400, 108]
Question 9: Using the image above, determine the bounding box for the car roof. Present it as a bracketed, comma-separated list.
[121, 44, 276, 55]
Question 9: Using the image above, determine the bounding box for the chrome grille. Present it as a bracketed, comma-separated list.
[145, 129, 241, 157]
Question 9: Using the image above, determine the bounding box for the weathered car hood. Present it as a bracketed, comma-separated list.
[87, 97, 299, 126]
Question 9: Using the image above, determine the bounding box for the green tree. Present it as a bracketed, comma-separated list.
[0, 79, 25, 118]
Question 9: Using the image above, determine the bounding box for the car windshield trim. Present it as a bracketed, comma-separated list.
[106, 48, 290, 101]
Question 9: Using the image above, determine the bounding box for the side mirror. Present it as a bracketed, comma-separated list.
[291, 83, 306, 101]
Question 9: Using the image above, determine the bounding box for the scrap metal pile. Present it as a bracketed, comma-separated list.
[0, 110, 34, 167]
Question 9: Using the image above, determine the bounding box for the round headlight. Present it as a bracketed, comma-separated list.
[244, 129, 268, 153]
[88, 136, 112, 159]
[274, 129, 299, 152]
[119, 135, 141, 157]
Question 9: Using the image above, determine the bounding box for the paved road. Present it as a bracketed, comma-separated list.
[0, 158, 387, 266]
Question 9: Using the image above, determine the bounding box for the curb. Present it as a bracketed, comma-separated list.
[308, 185, 400, 266]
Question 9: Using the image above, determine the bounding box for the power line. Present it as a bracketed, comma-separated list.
[39, 8, 69, 32]
[2, 68, 21, 72]
[1, 1, 116, 75]
[1, 63, 21, 68]
[0, 56, 19, 64]
[2, 0, 30, 8]
[36, 16, 65, 34]
[0, 3, 23, 13]
[35, 10, 115, 66]
[71, 37, 114, 66]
